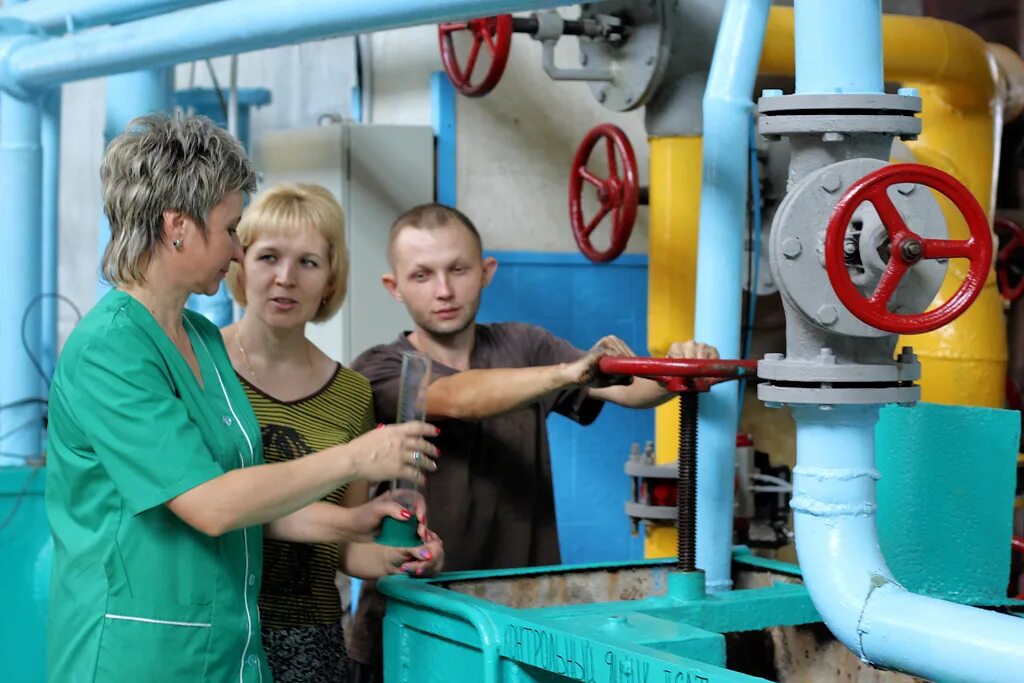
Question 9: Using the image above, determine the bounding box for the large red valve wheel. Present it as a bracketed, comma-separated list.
[438, 15, 513, 97]
[569, 124, 639, 263]
[599, 357, 757, 393]
[824, 163, 992, 335]
[995, 218, 1024, 302]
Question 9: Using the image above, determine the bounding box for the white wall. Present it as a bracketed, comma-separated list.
[57, 39, 359, 343]
[56, 13, 652, 343]
[367, 21, 649, 254]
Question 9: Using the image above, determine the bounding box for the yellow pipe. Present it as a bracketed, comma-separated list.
[644, 9, 1012, 558]
[762, 7, 1006, 407]
[646, 136, 702, 559]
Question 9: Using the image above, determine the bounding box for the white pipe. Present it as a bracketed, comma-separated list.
[792, 404, 1024, 683]
[227, 54, 238, 139]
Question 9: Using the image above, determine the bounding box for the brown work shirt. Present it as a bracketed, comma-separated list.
[348, 322, 603, 666]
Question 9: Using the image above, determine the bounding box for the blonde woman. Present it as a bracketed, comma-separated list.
[224, 182, 444, 682]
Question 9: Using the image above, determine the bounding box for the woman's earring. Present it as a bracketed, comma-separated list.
[172, 239, 183, 250]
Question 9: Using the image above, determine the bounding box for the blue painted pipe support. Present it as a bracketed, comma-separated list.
[0, 90, 44, 465]
[693, 0, 770, 593]
[792, 404, 1024, 683]
[793, 0, 883, 94]
[41, 87, 60, 378]
[0, 0, 577, 91]
[96, 68, 174, 300]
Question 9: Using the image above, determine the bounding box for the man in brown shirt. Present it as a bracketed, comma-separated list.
[348, 204, 716, 681]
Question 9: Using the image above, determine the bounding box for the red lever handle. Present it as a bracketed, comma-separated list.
[598, 357, 757, 393]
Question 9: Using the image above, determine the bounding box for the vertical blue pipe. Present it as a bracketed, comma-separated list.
[0, 92, 44, 465]
[693, 0, 770, 592]
[41, 88, 61, 378]
[793, 0, 883, 94]
[430, 71, 457, 206]
[97, 68, 173, 300]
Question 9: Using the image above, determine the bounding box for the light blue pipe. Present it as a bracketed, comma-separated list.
[793, 0, 883, 95]
[96, 68, 174, 300]
[0, 91, 43, 465]
[0, 0, 576, 90]
[791, 405, 1024, 682]
[1, 0, 215, 34]
[693, 0, 770, 593]
[41, 87, 60, 378]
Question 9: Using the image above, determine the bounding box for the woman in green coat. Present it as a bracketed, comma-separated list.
[45, 114, 439, 683]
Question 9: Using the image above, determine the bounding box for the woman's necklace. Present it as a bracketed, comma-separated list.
[236, 327, 315, 387]
[236, 329, 259, 382]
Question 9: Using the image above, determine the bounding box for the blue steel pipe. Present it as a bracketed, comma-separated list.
[791, 405, 1024, 682]
[693, 0, 770, 593]
[793, 0, 883, 95]
[0, 0, 216, 35]
[0, 0, 577, 91]
[96, 68, 174, 301]
[0, 92, 43, 465]
[41, 88, 60, 378]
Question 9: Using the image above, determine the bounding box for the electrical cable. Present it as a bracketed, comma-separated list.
[0, 294, 83, 534]
[0, 398, 48, 410]
[751, 472, 791, 488]
[22, 292, 83, 386]
[204, 58, 229, 121]
[0, 416, 44, 447]
[0, 466, 42, 534]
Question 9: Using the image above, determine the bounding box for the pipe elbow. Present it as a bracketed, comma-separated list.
[0, 23, 46, 100]
[991, 42, 1024, 122]
[793, 511, 893, 660]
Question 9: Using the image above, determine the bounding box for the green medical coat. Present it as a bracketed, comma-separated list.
[46, 290, 270, 682]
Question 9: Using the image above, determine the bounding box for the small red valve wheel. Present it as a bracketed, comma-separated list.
[598, 357, 757, 393]
[569, 124, 640, 264]
[438, 15, 513, 97]
[995, 218, 1024, 303]
[824, 163, 992, 335]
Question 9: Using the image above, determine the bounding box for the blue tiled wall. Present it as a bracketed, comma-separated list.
[477, 251, 651, 564]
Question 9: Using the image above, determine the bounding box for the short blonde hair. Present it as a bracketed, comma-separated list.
[226, 183, 349, 323]
[101, 113, 256, 286]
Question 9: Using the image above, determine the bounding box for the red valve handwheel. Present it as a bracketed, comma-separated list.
[438, 15, 513, 97]
[569, 124, 639, 263]
[995, 218, 1024, 302]
[824, 163, 992, 335]
[598, 357, 757, 393]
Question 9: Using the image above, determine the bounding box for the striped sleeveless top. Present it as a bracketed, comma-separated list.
[239, 364, 376, 629]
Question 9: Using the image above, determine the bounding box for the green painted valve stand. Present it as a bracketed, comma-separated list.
[379, 554, 821, 683]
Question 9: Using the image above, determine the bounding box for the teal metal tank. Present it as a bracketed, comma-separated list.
[0, 466, 50, 683]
